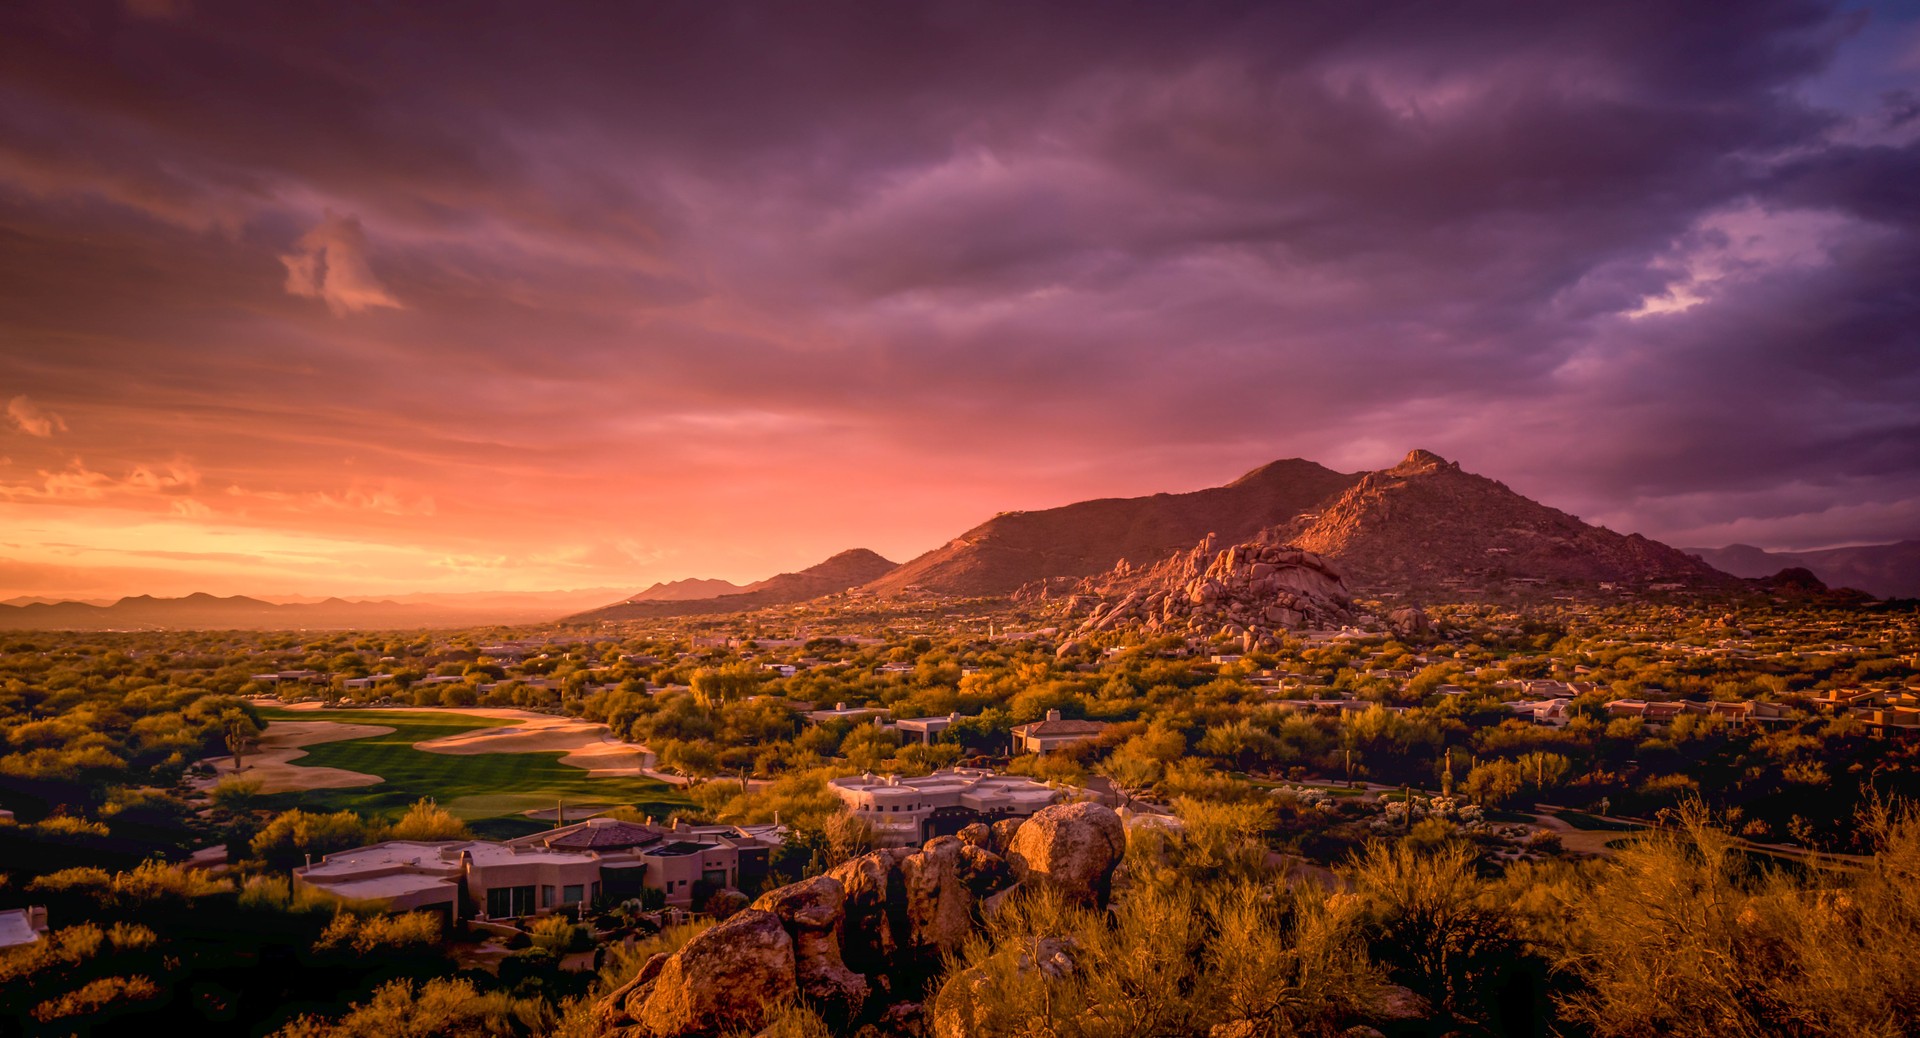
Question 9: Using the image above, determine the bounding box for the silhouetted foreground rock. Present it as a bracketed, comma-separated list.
[594, 802, 1126, 1038]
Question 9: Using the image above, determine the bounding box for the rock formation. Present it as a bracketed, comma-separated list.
[1004, 802, 1127, 907]
[1387, 605, 1431, 640]
[1278, 449, 1734, 597]
[752, 876, 868, 1025]
[595, 802, 1128, 1038]
[605, 909, 798, 1037]
[1068, 536, 1354, 650]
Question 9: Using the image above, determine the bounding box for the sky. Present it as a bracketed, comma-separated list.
[2, 0, 1919, 600]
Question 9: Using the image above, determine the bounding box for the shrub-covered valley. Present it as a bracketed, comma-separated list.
[3, 592, 1918, 1037]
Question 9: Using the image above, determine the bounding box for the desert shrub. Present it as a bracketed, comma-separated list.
[529, 914, 592, 956]
[934, 874, 1377, 1038]
[1558, 799, 1920, 1037]
[271, 977, 547, 1038]
[1336, 840, 1534, 1017]
[385, 798, 470, 842]
[313, 911, 441, 956]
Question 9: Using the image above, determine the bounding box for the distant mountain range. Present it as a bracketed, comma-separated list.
[866, 449, 1734, 600]
[626, 577, 747, 602]
[0, 593, 432, 631]
[1682, 541, 1920, 599]
[566, 549, 901, 622]
[0, 587, 633, 631]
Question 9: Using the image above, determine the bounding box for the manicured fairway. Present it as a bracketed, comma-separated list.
[252, 707, 692, 822]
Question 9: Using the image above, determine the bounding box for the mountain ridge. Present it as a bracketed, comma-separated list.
[567, 548, 900, 622]
[866, 449, 1739, 601]
[862, 457, 1358, 597]
[1684, 540, 1920, 599]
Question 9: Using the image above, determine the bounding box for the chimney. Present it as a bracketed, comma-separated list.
[1045, 709, 1061, 722]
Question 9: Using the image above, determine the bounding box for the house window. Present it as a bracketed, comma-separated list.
[562, 884, 585, 904]
[486, 885, 537, 917]
[541, 885, 554, 908]
[591, 882, 601, 902]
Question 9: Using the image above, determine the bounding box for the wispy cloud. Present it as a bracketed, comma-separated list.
[6, 396, 66, 438]
[280, 213, 402, 316]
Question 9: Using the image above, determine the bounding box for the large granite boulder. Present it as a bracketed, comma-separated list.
[593, 820, 1120, 1038]
[754, 875, 868, 1024]
[1005, 802, 1127, 907]
[900, 837, 977, 959]
[629, 908, 797, 1037]
[828, 846, 914, 977]
[1388, 605, 1431, 639]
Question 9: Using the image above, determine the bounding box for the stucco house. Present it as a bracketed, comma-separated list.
[293, 818, 782, 919]
[829, 767, 1060, 846]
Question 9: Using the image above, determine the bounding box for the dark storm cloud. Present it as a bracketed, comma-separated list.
[0, 0, 1916, 595]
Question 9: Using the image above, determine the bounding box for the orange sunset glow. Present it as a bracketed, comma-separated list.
[4, 2, 1919, 601]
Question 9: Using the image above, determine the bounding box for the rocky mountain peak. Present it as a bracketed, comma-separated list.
[1388, 448, 1457, 476]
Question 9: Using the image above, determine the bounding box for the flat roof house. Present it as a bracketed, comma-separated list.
[293, 819, 783, 919]
[895, 712, 962, 744]
[0, 906, 48, 950]
[830, 767, 1060, 847]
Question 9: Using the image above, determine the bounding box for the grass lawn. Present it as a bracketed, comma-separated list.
[253, 707, 692, 823]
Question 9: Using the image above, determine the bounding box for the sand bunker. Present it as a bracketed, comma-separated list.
[413, 716, 648, 776]
[197, 720, 391, 793]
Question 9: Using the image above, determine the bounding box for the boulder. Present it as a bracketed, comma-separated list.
[595, 951, 669, 1031]
[956, 841, 1013, 897]
[754, 875, 867, 1024]
[704, 887, 750, 921]
[1005, 802, 1127, 907]
[629, 908, 796, 1038]
[930, 937, 1079, 1038]
[900, 837, 976, 958]
[956, 822, 994, 851]
[1388, 606, 1431, 639]
[989, 818, 1023, 855]
[828, 848, 912, 977]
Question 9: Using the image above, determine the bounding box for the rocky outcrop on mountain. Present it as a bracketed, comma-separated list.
[1068, 536, 1354, 650]
[1272, 449, 1736, 598]
[568, 548, 899, 622]
[595, 803, 1127, 1038]
[864, 459, 1359, 598]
